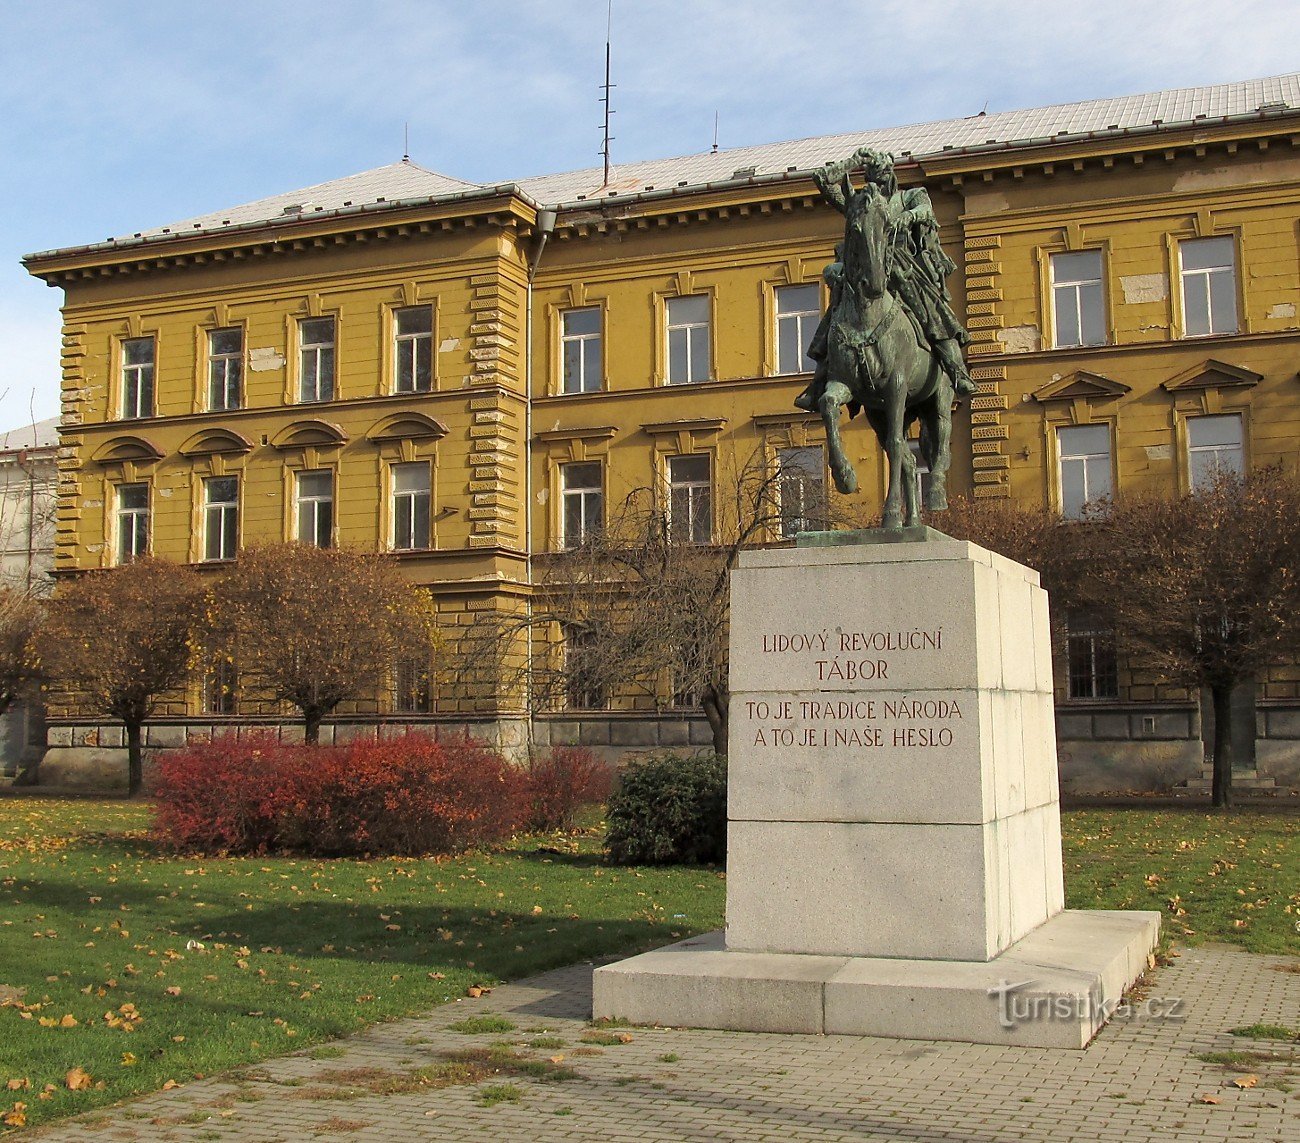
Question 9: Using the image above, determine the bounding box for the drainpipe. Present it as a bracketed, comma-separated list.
[524, 208, 557, 746]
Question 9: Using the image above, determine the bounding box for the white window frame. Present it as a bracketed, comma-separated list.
[665, 295, 711, 385]
[121, 337, 155, 419]
[560, 461, 603, 549]
[394, 305, 434, 394]
[298, 317, 335, 403]
[295, 469, 334, 548]
[115, 482, 149, 564]
[1056, 423, 1112, 520]
[203, 476, 239, 562]
[776, 446, 826, 537]
[560, 307, 603, 394]
[1050, 250, 1106, 348]
[667, 454, 712, 544]
[208, 327, 243, 411]
[391, 462, 431, 551]
[1179, 237, 1238, 338]
[1187, 413, 1244, 491]
[774, 284, 821, 376]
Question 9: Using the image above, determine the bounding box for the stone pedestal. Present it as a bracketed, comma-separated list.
[593, 531, 1159, 1048]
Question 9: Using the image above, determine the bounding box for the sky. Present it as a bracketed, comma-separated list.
[1, 0, 1296, 432]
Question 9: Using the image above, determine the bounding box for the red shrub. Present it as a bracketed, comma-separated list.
[152, 732, 525, 856]
[524, 746, 613, 832]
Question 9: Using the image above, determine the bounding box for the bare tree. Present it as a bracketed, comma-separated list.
[1079, 467, 1300, 808]
[39, 560, 205, 795]
[205, 544, 436, 744]
[930, 495, 1089, 654]
[530, 450, 830, 756]
[0, 586, 42, 718]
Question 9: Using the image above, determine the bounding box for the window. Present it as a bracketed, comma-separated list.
[665, 295, 710, 384]
[295, 470, 334, 548]
[562, 624, 607, 710]
[208, 328, 243, 410]
[777, 446, 826, 537]
[1057, 424, 1111, 520]
[1050, 250, 1105, 348]
[1180, 237, 1238, 337]
[115, 482, 149, 563]
[561, 307, 602, 393]
[560, 461, 602, 549]
[121, 337, 155, 419]
[202, 658, 238, 715]
[667, 454, 711, 544]
[394, 306, 433, 393]
[391, 462, 431, 550]
[775, 284, 820, 375]
[299, 317, 335, 402]
[1187, 413, 1243, 490]
[203, 476, 239, 561]
[1066, 610, 1118, 700]
[393, 657, 432, 713]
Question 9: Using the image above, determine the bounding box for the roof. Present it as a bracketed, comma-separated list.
[26, 71, 1300, 262]
[0, 418, 60, 454]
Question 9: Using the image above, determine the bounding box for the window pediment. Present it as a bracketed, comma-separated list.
[1161, 358, 1261, 394]
[269, 419, 348, 451]
[91, 435, 165, 465]
[178, 427, 255, 458]
[1032, 371, 1130, 404]
[366, 412, 450, 444]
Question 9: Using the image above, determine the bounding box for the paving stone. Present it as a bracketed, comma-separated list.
[23, 945, 1300, 1142]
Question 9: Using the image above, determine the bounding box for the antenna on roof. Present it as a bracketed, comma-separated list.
[599, 0, 615, 187]
[711, 111, 719, 154]
[403, 122, 410, 161]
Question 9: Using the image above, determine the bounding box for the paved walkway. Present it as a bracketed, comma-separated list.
[27, 944, 1299, 1142]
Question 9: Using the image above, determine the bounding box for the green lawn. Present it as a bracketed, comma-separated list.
[0, 797, 722, 1129]
[0, 798, 1295, 1129]
[1063, 807, 1299, 956]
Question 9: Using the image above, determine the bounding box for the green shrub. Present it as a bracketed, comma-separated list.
[604, 751, 726, 865]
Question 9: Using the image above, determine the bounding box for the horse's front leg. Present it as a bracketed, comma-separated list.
[881, 376, 908, 529]
[817, 380, 858, 494]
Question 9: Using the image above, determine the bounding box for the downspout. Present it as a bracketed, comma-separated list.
[525, 207, 557, 746]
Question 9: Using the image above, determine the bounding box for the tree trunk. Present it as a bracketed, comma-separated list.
[702, 686, 728, 758]
[1210, 682, 1234, 809]
[304, 709, 323, 745]
[125, 720, 144, 798]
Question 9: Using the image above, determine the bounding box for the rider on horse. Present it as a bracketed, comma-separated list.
[795, 147, 975, 411]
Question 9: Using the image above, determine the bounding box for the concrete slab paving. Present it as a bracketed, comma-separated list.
[22, 942, 1299, 1142]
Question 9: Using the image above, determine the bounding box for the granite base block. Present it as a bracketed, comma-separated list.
[593, 909, 1160, 1050]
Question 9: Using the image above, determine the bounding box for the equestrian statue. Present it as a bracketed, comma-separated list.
[794, 148, 974, 530]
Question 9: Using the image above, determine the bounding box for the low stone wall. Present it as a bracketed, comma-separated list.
[1055, 703, 1204, 794]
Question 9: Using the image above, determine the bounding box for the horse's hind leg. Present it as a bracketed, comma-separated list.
[881, 374, 909, 529]
[817, 380, 858, 494]
[922, 380, 954, 513]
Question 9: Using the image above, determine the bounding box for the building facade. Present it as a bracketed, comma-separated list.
[23, 73, 1300, 790]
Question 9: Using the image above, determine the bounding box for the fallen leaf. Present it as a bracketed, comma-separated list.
[165, 986, 182, 997]
[120, 1053, 137, 1067]
[1198, 1093, 1221, 1104]
[549, 1055, 565, 1064]
[59, 1014, 78, 1027]
[161, 1079, 180, 1091]
[3, 1102, 26, 1127]
[1232, 1074, 1258, 1089]
[617, 1032, 634, 1043]
[5, 1079, 28, 1091]
[65, 1067, 92, 1091]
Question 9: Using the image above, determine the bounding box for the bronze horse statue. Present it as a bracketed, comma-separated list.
[814, 179, 955, 530]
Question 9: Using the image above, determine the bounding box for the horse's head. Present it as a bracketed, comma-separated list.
[847, 182, 891, 299]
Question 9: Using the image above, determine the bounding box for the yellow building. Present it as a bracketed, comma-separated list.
[23, 72, 1300, 790]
